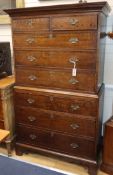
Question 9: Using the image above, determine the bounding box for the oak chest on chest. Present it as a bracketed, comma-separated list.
[5, 2, 110, 174]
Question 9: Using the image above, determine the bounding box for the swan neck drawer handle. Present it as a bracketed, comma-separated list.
[69, 38, 79, 44]
[69, 18, 78, 25]
[27, 56, 36, 62]
[70, 124, 79, 130]
[28, 116, 36, 122]
[69, 58, 79, 64]
[70, 143, 79, 149]
[69, 78, 79, 85]
[28, 75, 37, 81]
[26, 38, 35, 44]
[71, 104, 80, 111]
[26, 19, 34, 26]
[29, 134, 37, 140]
[27, 98, 35, 104]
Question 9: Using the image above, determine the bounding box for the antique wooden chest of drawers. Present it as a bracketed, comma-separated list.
[5, 1, 110, 175]
[0, 76, 15, 155]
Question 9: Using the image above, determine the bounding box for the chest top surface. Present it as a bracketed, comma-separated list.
[4, 1, 110, 17]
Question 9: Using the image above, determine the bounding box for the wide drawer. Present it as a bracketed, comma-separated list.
[15, 50, 96, 70]
[14, 88, 98, 117]
[13, 32, 97, 50]
[15, 67, 96, 93]
[12, 17, 49, 32]
[51, 14, 97, 30]
[16, 125, 95, 159]
[15, 106, 96, 139]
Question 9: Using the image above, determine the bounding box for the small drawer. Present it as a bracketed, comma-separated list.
[15, 106, 96, 138]
[15, 67, 96, 93]
[12, 17, 49, 31]
[14, 88, 98, 117]
[15, 50, 96, 70]
[51, 14, 97, 30]
[13, 31, 97, 50]
[16, 125, 95, 159]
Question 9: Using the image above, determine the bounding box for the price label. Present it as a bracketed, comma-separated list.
[72, 68, 77, 76]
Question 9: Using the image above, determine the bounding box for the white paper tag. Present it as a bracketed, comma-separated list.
[72, 68, 77, 76]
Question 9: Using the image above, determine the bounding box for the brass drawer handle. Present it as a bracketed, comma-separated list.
[69, 18, 78, 25]
[27, 56, 36, 62]
[28, 116, 36, 122]
[26, 19, 34, 26]
[69, 58, 79, 64]
[70, 104, 80, 111]
[26, 38, 35, 44]
[69, 38, 78, 44]
[70, 124, 79, 130]
[28, 75, 37, 81]
[27, 98, 35, 104]
[29, 134, 37, 140]
[70, 143, 79, 149]
[69, 78, 79, 84]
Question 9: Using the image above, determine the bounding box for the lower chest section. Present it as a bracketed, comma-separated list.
[14, 87, 100, 160]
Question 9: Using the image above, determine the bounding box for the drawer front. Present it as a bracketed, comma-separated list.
[12, 17, 49, 31]
[16, 68, 96, 93]
[14, 89, 98, 117]
[13, 32, 97, 50]
[15, 106, 96, 138]
[51, 15, 97, 30]
[16, 125, 95, 159]
[15, 50, 96, 70]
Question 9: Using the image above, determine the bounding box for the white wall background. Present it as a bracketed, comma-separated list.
[0, 0, 113, 124]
